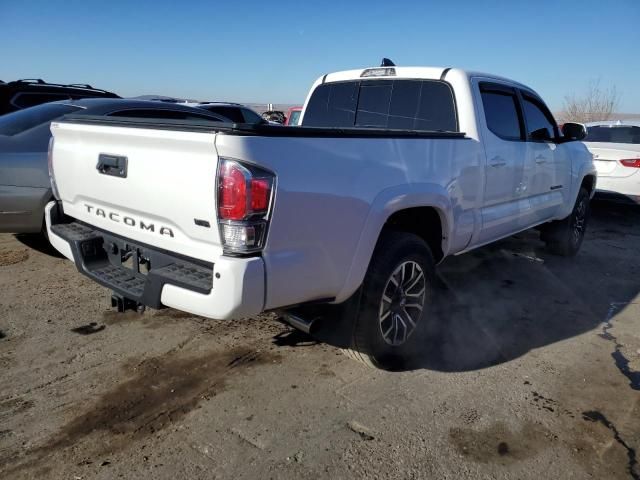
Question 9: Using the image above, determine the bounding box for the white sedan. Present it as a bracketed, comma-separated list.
[585, 121, 640, 202]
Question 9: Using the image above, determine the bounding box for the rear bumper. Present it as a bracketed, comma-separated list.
[45, 201, 265, 319]
[596, 175, 640, 199]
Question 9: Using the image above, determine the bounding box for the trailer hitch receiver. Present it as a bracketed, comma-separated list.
[111, 293, 145, 313]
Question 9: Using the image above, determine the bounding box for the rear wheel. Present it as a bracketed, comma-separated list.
[345, 231, 435, 370]
[542, 187, 590, 256]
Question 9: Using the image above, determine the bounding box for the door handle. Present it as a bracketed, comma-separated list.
[97, 153, 128, 178]
[490, 156, 506, 167]
[535, 155, 547, 164]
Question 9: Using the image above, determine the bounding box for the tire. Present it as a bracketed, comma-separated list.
[542, 187, 590, 256]
[345, 231, 435, 370]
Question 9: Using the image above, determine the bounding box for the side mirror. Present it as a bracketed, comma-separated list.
[561, 122, 587, 141]
[530, 127, 552, 142]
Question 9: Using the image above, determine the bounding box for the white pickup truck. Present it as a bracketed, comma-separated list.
[46, 65, 596, 368]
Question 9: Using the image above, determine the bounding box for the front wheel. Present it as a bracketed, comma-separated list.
[345, 231, 435, 370]
[542, 187, 590, 256]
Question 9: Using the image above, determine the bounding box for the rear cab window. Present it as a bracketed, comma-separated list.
[303, 79, 458, 132]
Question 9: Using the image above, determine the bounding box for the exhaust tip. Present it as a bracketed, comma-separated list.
[280, 311, 319, 335]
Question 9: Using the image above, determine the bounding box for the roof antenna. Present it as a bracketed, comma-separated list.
[381, 58, 395, 67]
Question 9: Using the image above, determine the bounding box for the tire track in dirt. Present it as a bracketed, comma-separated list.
[1, 345, 281, 476]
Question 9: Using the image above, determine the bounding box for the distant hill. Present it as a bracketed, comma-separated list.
[609, 113, 640, 121]
[131, 95, 199, 102]
[245, 104, 298, 114]
[555, 111, 640, 123]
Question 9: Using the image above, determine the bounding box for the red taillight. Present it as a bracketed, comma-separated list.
[218, 162, 272, 220]
[620, 159, 640, 168]
[250, 179, 270, 212]
[218, 162, 247, 220]
[217, 158, 274, 254]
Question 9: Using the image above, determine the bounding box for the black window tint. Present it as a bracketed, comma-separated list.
[415, 82, 458, 132]
[0, 103, 80, 136]
[303, 82, 358, 127]
[355, 81, 392, 127]
[386, 80, 421, 129]
[108, 109, 221, 121]
[11, 92, 70, 109]
[303, 83, 330, 126]
[522, 96, 556, 141]
[304, 79, 457, 131]
[481, 91, 522, 140]
[586, 126, 640, 144]
[327, 82, 359, 127]
[389, 80, 421, 117]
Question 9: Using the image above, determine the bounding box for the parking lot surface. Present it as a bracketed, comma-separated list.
[1, 201, 639, 479]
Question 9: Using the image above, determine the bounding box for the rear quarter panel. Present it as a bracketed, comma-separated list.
[215, 133, 484, 307]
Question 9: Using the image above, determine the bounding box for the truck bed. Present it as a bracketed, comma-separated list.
[58, 114, 468, 138]
[48, 116, 478, 313]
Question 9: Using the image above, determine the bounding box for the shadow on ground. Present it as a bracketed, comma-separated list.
[14, 233, 64, 258]
[290, 200, 640, 372]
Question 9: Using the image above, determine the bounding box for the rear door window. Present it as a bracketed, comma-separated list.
[304, 79, 457, 131]
[480, 86, 523, 141]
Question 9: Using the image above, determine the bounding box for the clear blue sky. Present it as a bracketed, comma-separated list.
[1, 0, 639, 111]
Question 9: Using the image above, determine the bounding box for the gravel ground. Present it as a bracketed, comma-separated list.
[1, 200, 639, 479]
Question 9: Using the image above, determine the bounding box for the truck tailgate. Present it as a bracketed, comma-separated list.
[50, 121, 223, 262]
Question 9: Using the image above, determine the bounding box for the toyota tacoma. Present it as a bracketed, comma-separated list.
[45, 64, 596, 368]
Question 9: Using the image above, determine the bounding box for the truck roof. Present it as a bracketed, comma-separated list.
[322, 66, 533, 91]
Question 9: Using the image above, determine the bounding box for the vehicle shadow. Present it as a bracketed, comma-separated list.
[13, 233, 64, 258]
[272, 327, 320, 347]
[304, 200, 640, 372]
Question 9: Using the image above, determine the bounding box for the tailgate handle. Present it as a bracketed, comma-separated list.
[97, 154, 128, 178]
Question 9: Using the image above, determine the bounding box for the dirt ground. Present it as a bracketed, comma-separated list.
[1, 200, 639, 479]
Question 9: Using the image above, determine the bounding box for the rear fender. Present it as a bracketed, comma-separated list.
[335, 183, 452, 303]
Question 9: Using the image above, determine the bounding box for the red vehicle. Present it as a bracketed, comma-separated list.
[285, 106, 302, 126]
